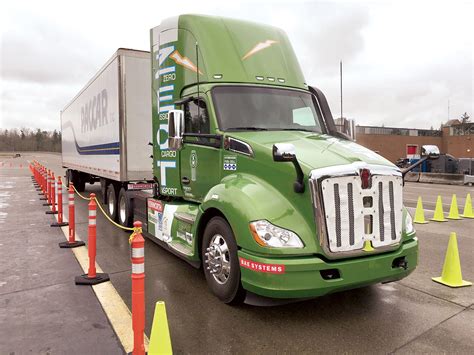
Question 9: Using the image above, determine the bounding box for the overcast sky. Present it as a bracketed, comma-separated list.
[0, 0, 472, 131]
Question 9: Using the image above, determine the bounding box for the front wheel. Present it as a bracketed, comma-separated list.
[202, 216, 246, 305]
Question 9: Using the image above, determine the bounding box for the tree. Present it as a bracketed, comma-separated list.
[0, 128, 61, 152]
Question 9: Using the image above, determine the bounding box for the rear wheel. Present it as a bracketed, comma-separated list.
[71, 170, 85, 192]
[75, 176, 86, 192]
[100, 178, 107, 204]
[202, 216, 246, 305]
[65, 170, 72, 187]
[106, 184, 118, 221]
[118, 188, 133, 227]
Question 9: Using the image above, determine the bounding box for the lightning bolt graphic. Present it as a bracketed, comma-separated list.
[242, 40, 278, 60]
[169, 50, 203, 75]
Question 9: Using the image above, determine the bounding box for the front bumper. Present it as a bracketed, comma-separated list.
[238, 238, 418, 299]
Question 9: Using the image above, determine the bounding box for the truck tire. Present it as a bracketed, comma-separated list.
[106, 184, 118, 221]
[100, 179, 107, 204]
[65, 170, 72, 187]
[118, 188, 133, 227]
[71, 170, 85, 192]
[75, 176, 86, 192]
[202, 216, 246, 305]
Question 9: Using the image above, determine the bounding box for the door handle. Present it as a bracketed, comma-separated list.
[181, 177, 190, 185]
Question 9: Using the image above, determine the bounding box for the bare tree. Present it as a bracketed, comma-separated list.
[0, 128, 61, 152]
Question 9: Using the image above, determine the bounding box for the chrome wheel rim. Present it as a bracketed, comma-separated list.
[108, 191, 115, 215]
[205, 234, 231, 285]
[119, 196, 126, 223]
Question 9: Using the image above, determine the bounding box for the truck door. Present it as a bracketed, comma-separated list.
[179, 97, 221, 201]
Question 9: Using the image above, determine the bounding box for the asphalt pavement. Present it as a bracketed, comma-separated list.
[0, 153, 124, 354]
[1, 152, 473, 354]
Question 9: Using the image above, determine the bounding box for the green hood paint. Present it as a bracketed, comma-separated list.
[202, 131, 400, 256]
[225, 131, 394, 173]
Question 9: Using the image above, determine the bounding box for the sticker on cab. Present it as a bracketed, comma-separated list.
[223, 156, 237, 171]
[148, 199, 163, 213]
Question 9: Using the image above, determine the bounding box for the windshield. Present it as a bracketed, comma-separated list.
[212, 86, 324, 133]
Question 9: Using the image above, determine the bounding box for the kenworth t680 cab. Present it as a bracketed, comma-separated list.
[63, 15, 438, 304]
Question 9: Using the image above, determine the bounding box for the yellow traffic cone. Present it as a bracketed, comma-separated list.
[431, 195, 447, 222]
[432, 232, 472, 288]
[447, 194, 462, 220]
[362, 240, 374, 252]
[148, 301, 172, 355]
[461, 193, 474, 219]
[414, 196, 428, 224]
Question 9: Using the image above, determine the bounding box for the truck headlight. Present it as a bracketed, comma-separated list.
[405, 211, 415, 235]
[249, 220, 304, 248]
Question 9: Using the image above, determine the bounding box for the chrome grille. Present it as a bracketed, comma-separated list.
[310, 164, 403, 257]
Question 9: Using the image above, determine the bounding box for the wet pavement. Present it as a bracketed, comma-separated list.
[0, 154, 124, 354]
[1, 152, 473, 354]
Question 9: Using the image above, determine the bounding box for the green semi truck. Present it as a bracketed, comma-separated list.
[66, 14, 437, 304]
[138, 14, 431, 304]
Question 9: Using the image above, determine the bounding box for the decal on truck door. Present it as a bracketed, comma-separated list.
[147, 199, 178, 242]
[152, 24, 205, 197]
[154, 43, 177, 195]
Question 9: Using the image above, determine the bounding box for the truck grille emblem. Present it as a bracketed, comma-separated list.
[360, 169, 371, 189]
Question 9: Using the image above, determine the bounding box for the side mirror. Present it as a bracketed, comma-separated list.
[401, 144, 441, 179]
[272, 143, 305, 193]
[273, 143, 296, 162]
[168, 110, 184, 150]
[421, 145, 440, 159]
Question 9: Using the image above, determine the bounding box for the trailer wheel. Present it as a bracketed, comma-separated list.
[106, 184, 118, 221]
[71, 171, 85, 192]
[65, 170, 72, 187]
[202, 216, 246, 305]
[118, 188, 133, 227]
[100, 179, 107, 204]
[75, 176, 86, 192]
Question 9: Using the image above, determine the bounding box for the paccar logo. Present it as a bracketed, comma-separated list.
[81, 89, 108, 133]
[148, 199, 163, 213]
[239, 257, 285, 274]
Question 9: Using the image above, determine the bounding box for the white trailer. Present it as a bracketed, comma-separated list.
[61, 48, 153, 225]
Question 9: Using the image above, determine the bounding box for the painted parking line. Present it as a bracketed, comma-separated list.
[48, 188, 149, 353]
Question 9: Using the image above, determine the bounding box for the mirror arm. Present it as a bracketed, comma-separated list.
[292, 158, 305, 193]
[401, 156, 428, 178]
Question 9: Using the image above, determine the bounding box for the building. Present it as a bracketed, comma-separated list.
[354, 121, 473, 162]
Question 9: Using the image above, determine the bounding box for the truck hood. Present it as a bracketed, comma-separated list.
[227, 131, 395, 172]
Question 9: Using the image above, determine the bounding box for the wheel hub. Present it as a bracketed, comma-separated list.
[205, 234, 231, 284]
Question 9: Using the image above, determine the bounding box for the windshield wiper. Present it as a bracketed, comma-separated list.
[225, 127, 268, 131]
